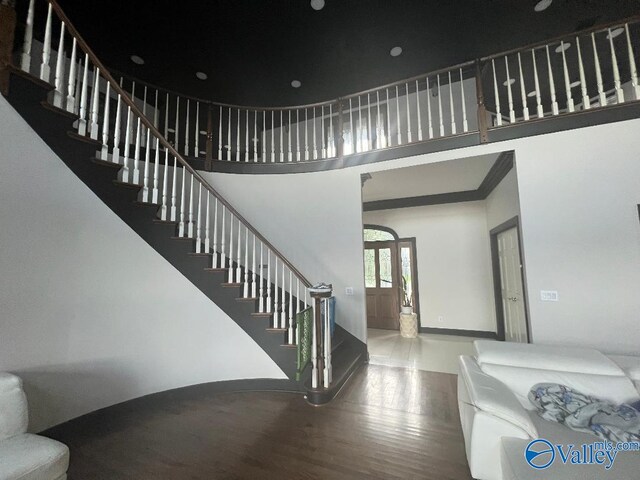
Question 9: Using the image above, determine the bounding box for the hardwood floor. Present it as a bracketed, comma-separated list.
[46, 365, 472, 479]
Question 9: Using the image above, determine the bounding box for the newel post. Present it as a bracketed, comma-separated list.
[475, 59, 489, 144]
[0, 0, 17, 96]
[309, 283, 332, 390]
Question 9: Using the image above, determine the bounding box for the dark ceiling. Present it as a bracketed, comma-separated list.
[50, 0, 640, 106]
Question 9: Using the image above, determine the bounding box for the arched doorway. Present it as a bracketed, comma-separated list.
[363, 225, 419, 330]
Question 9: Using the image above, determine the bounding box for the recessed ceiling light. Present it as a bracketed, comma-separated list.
[130, 55, 145, 65]
[607, 27, 624, 40]
[310, 0, 325, 10]
[527, 90, 537, 98]
[291, 80, 302, 88]
[196, 72, 208, 80]
[390, 46, 403, 57]
[555, 42, 571, 53]
[503, 78, 516, 86]
[534, 0, 552, 12]
[569, 80, 581, 88]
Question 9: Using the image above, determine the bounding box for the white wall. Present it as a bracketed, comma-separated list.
[485, 168, 521, 230]
[363, 202, 496, 332]
[0, 95, 285, 433]
[204, 118, 640, 355]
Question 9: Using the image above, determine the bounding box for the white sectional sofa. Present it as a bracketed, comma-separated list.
[458, 341, 640, 480]
[0, 373, 69, 480]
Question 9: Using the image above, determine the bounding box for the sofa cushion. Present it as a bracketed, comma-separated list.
[474, 340, 624, 376]
[0, 433, 69, 480]
[0, 373, 28, 441]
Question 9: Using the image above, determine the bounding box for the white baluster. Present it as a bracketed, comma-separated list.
[164, 93, 169, 139]
[426, 77, 433, 138]
[273, 257, 278, 323]
[100, 81, 110, 159]
[78, 56, 91, 136]
[253, 110, 258, 162]
[204, 193, 210, 252]
[545, 45, 559, 115]
[305, 108, 310, 160]
[227, 107, 232, 161]
[259, 243, 265, 312]
[262, 110, 267, 162]
[591, 33, 607, 107]
[227, 215, 234, 282]
[491, 59, 503, 126]
[560, 41, 575, 112]
[178, 166, 186, 237]
[195, 183, 202, 252]
[405, 83, 412, 142]
[187, 174, 195, 237]
[151, 137, 160, 203]
[288, 110, 292, 161]
[266, 249, 272, 313]
[416, 80, 423, 140]
[576, 37, 590, 109]
[112, 91, 122, 162]
[376, 91, 382, 148]
[65, 38, 77, 112]
[140, 130, 150, 202]
[312, 108, 318, 160]
[132, 116, 141, 184]
[20, 0, 35, 72]
[280, 265, 286, 329]
[141, 87, 147, 145]
[296, 109, 300, 161]
[322, 106, 327, 157]
[236, 219, 242, 284]
[236, 108, 241, 162]
[288, 270, 293, 344]
[53, 22, 66, 107]
[218, 105, 223, 160]
[295, 279, 300, 338]
[153, 90, 159, 129]
[448, 71, 457, 133]
[460, 68, 469, 132]
[160, 149, 168, 220]
[212, 198, 219, 266]
[385, 89, 391, 147]
[246, 109, 250, 162]
[174, 97, 180, 153]
[121, 96, 131, 182]
[348, 99, 354, 153]
[625, 24, 640, 101]
[395, 85, 402, 145]
[328, 104, 334, 156]
[170, 157, 177, 221]
[279, 110, 284, 162]
[271, 110, 275, 162]
[436, 74, 444, 135]
[243, 227, 249, 297]
[218, 203, 226, 270]
[504, 58, 515, 122]
[517, 53, 530, 120]
[608, 28, 624, 103]
[89, 67, 100, 140]
[195, 101, 200, 157]
[251, 234, 257, 298]
[129, 82, 136, 140]
[357, 97, 362, 152]
[40, 4, 52, 82]
[366, 95, 371, 151]
[532, 49, 544, 118]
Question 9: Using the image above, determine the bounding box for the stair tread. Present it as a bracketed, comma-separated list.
[152, 219, 177, 225]
[236, 297, 259, 301]
[67, 130, 102, 147]
[188, 252, 213, 256]
[6, 65, 53, 91]
[266, 328, 287, 332]
[113, 180, 141, 190]
[41, 101, 79, 120]
[133, 200, 160, 208]
[251, 312, 273, 317]
[221, 283, 242, 287]
[170, 236, 194, 241]
[204, 268, 226, 272]
[91, 157, 123, 169]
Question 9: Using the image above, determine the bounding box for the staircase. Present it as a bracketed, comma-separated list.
[1, 0, 366, 404]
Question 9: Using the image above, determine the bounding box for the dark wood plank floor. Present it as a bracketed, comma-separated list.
[46, 365, 472, 479]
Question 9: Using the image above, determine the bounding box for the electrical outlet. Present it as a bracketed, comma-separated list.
[540, 290, 559, 302]
[345, 287, 354, 296]
[437, 315, 444, 323]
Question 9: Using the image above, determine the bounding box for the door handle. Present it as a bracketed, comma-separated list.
[508, 297, 518, 302]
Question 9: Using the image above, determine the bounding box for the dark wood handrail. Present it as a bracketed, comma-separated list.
[46, 0, 312, 288]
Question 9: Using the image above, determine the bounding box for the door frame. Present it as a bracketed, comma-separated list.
[489, 216, 531, 343]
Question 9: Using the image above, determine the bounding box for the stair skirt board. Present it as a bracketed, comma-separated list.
[4, 67, 367, 401]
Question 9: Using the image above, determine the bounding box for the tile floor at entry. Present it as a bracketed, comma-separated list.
[367, 328, 489, 374]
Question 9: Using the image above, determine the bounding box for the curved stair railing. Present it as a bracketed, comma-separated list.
[3, 0, 345, 389]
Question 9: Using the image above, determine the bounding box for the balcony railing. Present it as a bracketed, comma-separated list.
[101, 17, 640, 169]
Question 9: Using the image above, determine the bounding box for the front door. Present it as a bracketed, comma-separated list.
[497, 227, 528, 342]
[364, 241, 400, 330]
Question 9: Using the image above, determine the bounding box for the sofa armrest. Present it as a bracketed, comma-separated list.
[0, 373, 28, 440]
[458, 355, 537, 438]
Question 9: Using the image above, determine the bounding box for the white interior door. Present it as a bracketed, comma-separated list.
[497, 227, 528, 343]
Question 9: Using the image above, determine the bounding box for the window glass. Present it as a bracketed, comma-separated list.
[364, 228, 394, 242]
[364, 249, 376, 288]
[401, 246, 412, 296]
[379, 248, 393, 288]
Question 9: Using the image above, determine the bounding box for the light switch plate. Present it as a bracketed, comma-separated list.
[345, 287, 354, 296]
[540, 290, 559, 301]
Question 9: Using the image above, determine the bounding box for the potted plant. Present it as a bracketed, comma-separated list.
[400, 276, 413, 314]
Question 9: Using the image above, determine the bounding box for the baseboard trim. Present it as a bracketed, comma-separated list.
[419, 327, 498, 339]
